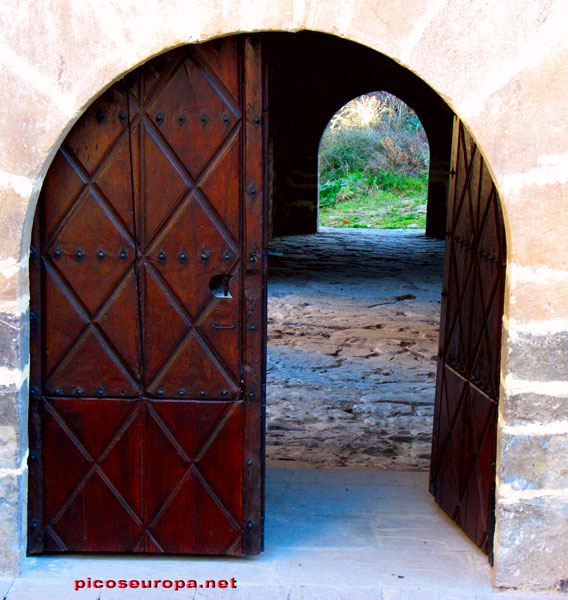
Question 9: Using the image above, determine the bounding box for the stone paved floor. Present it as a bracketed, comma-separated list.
[266, 228, 445, 469]
[1, 468, 558, 599]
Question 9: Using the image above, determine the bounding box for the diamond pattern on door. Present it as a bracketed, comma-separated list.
[53, 473, 142, 551]
[95, 270, 141, 375]
[143, 266, 190, 382]
[198, 265, 242, 379]
[65, 88, 130, 176]
[142, 127, 189, 241]
[40, 151, 85, 241]
[43, 266, 88, 375]
[146, 402, 242, 554]
[147, 55, 240, 178]
[148, 193, 239, 319]
[45, 327, 140, 397]
[29, 38, 265, 556]
[46, 190, 134, 314]
[430, 120, 506, 559]
[42, 398, 143, 551]
[149, 331, 239, 399]
[199, 138, 242, 239]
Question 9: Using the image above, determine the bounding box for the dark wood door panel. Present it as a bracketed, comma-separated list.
[29, 37, 266, 556]
[430, 120, 506, 559]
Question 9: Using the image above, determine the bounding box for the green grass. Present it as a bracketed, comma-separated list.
[319, 171, 428, 229]
[317, 92, 430, 229]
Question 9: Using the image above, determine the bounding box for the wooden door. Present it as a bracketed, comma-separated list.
[430, 119, 506, 558]
[28, 37, 266, 555]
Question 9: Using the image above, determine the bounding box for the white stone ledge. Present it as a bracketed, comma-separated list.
[509, 263, 568, 285]
[0, 450, 27, 478]
[0, 41, 77, 116]
[0, 257, 23, 282]
[505, 375, 568, 396]
[0, 171, 34, 199]
[0, 364, 29, 389]
[501, 152, 568, 195]
[507, 317, 568, 339]
[0, 294, 29, 318]
[498, 483, 568, 504]
[502, 420, 568, 436]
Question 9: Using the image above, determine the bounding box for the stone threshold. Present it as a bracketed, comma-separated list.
[1, 468, 559, 599]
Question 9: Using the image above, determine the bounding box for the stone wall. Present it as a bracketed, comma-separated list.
[0, 0, 567, 591]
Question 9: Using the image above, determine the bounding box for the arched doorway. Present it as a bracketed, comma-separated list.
[27, 32, 506, 561]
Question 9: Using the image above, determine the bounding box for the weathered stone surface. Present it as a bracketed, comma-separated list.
[507, 331, 568, 382]
[505, 182, 568, 271]
[509, 275, 568, 322]
[433, 5, 568, 181]
[500, 432, 568, 491]
[504, 392, 568, 426]
[470, 40, 568, 186]
[494, 496, 568, 590]
[0, 378, 27, 468]
[0, 187, 29, 266]
[0, 472, 25, 576]
[0, 267, 21, 312]
[0, 387, 20, 429]
[0, 64, 74, 180]
[0, 313, 25, 371]
[0, 426, 19, 471]
[304, 0, 427, 56]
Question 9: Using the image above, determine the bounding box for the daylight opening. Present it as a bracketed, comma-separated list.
[267, 92, 442, 470]
[318, 92, 430, 230]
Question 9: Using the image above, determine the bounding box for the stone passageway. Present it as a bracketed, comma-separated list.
[266, 229, 445, 470]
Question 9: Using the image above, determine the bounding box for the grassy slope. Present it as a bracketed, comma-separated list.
[319, 171, 428, 229]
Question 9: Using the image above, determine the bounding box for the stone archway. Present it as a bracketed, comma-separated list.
[0, 2, 567, 591]
[265, 32, 452, 239]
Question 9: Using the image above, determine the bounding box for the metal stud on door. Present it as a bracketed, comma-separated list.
[28, 37, 266, 555]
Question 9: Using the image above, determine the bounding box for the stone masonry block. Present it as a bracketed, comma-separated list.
[0, 376, 27, 471]
[507, 331, 568, 382]
[509, 277, 568, 322]
[505, 182, 568, 271]
[0, 187, 29, 265]
[0, 425, 19, 471]
[500, 432, 568, 491]
[0, 64, 73, 180]
[494, 495, 568, 590]
[0, 386, 19, 430]
[0, 267, 21, 312]
[504, 392, 568, 426]
[0, 312, 25, 372]
[0, 471, 25, 577]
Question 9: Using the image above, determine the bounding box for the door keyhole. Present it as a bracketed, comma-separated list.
[209, 274, 232, 298]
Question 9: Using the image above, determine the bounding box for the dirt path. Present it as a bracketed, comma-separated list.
[266, 228, 445, 470]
